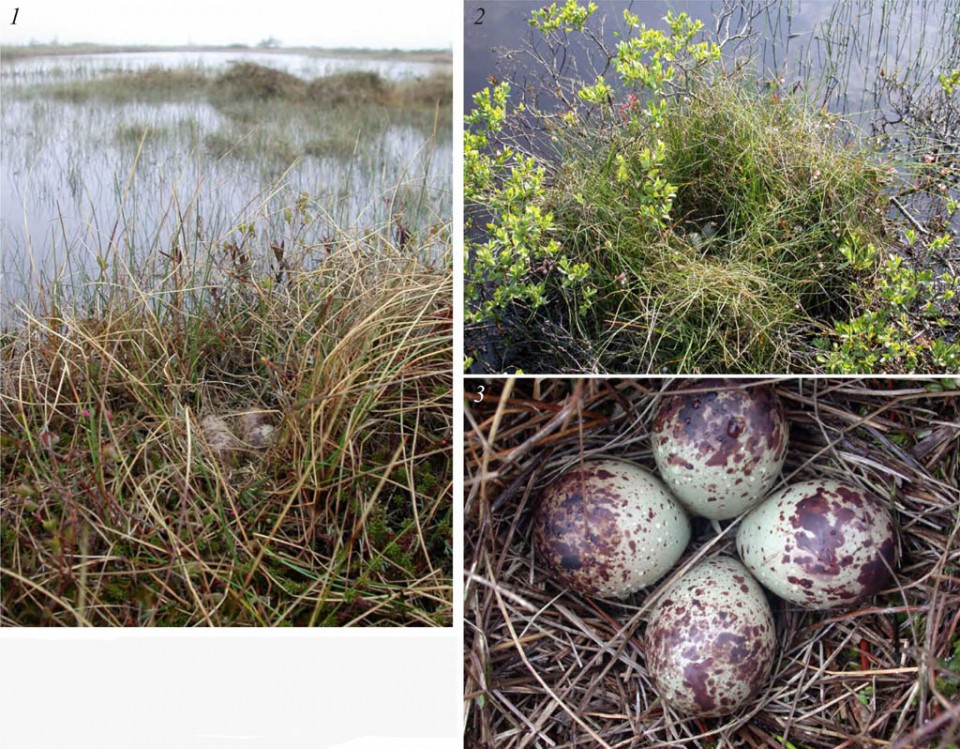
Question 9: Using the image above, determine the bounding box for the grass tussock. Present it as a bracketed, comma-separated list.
[306, 68, 453, 110]
[213, 61, 307, 101]
[26, 61, 453, 113]
[44, 66, 211, 102]
[391, 70, 454, 109]
[536, 78, 888, 372]
[307, 70, 386, 106]
[464, 377, 960, 746]
[0, 217, 453, 626]
[464, 3, 960, 374]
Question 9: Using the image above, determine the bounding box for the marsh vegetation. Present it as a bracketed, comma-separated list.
[464, 0, 959, 374]
[0, 46, 453, 626]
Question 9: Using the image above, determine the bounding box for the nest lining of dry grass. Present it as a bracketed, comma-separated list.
[464, 378, 960, 748]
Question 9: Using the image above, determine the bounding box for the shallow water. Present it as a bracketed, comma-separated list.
[465, 0, 959, 119]
[0, 50, 452, 316]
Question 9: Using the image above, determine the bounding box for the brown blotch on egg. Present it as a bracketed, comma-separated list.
[645, 556, 776, 717]
[651, 379, 788, 519]
[532, 459, 690, 599]
[737, 479, 897, 609]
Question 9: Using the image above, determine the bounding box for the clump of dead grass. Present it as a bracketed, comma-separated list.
[213, 61, 307, 101]
[464, 377, 960, 746]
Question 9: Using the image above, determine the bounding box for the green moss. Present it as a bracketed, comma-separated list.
[365, 504, 392, 547]
[103, 582, 129, 604]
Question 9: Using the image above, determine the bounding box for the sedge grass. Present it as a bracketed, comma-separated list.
[536, 75, 888, 373]
[0, 180, 453, 626]
[465, 2, 958, 374]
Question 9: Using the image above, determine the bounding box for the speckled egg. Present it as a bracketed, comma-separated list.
[645, 555, 776, 717]
[736, 479, 897, 609]
[532, 459, 691, 599]
[651, 380, 789, 519]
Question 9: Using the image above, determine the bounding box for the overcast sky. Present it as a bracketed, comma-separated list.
[2, 0, 453, 49]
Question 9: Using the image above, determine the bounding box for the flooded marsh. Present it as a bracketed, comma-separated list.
[0, 46, 454, 627]
[2, 48, 452, 314]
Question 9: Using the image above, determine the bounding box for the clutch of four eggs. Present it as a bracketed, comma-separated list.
[531, 382, 897, 716]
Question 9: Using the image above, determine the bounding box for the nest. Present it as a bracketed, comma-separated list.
[464, 378, 960, 748]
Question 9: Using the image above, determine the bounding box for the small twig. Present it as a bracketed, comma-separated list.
[889, 195, 930, 235]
